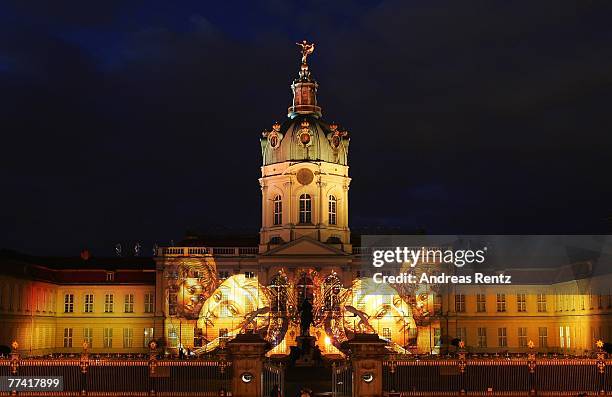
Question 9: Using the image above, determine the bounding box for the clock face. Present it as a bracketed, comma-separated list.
[296, 168, 314, 185]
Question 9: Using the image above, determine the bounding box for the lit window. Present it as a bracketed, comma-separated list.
[537, 294, 547, 312]
[83, 328, 93, 346]
[168, 292, 177, 316]
[496, 294, 506, 312]
[498, 327, 507, 347]
[64, 294, 74, 313]
[434, 328, 441, 346]
[63, 328, 73, 347]
[476, 294, 486, 312]
[539, 327, 548, 347]
[455, 294, 465, 312]
[328, 195, 337, 225]
[104, 328, 113, 348]
[124, 294, 134, 313]
[123, 328, 133, 348]
[299, 194, 312, 224]
[477, 327, 487, 347]
[84, 294, 94, 313]
[144, 328, 154, 347]
[144, 293, 154, 313]
[219, 328, 229, 340]
[518, 327, 527, 348]
[168, 328, 177, 348]
[517, 294, 526, 312]
[382, 328, 391, 340]
[273, 195, 282, 225]
[104, 294, 114, 313]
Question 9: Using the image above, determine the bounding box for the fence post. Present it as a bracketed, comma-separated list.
[596, 339, 606, 395]
[80, 341, 89, 396]
[342, 334, 387, 397]
[227, 332, 270, 397]
[9, 341, 19, 375]
[457, 341, 467, 395]
[148, 340, 159, 396]
[527, 340, 536, 396]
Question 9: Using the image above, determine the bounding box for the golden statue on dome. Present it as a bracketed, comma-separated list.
[296, 40, 315, 65]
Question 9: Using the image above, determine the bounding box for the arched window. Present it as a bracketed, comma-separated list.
[328, 195, 337, 225]
[270, 274, 288, 312]
[273, 195, 282, 225]
[299, 194, 312, 224]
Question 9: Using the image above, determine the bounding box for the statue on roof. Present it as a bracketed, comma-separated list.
[296, 40, 315, 65]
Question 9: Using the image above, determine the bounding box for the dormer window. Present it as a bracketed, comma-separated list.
[106, 272, 115, 282]
[299, 194, 312, 224]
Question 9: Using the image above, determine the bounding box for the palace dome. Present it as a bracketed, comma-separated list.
[260, 42, 349, 166]
[260, 115, 349, 166]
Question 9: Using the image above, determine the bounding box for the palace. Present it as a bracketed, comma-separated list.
[1, 44, 610, 358]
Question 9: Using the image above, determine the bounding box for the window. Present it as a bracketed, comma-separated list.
[477, 328, 487, 347]
[382, 328, 391, 340]
[565, 326, 571, 348]
[434, 295, 442, 315]
[455, 294, 465, 312]
[168, 292, 177, 315]
[535, 327, 546, 348]
[194, 327, 203, 347]
[476, 294, 486, 312]
[124, 294, 134, 313]
[273, 195, 282, 225]
[123, 328, 133, 348]
[518, 327, 528, 348]
[559, 326, 564, 348]
[434, 328, 441, 346]
[220, 290, 230, 317]
[244, 271, 255, 279]
[219, 328, 229, 341]
[106, 272, 114, 281]
[144, 293, 154, 313]
[83, 328, 93, 346]
[168, 328, 178, 348]
[64, 294, 74, 313]
[299, 194, 312, 223]
[537, 294, 547, 312]
[328, 195, 337, 225]
[496, 294, 506, 312]
[103, 328, 113, 348]
[104, 294, 114, 313]
[63, 328, 73, 347]
[218, 271, 230, 280]
[84, 294, 94, 313]
[144, 328, 154, 347]
[517, 294, 526, 312]
[498, 328, 507, 347]
[456, 328, 467, 344]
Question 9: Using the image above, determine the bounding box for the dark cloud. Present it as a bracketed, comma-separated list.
[1, 0, 611, 256]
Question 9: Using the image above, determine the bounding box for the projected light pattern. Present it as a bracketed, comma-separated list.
[165, 263, 422, 354]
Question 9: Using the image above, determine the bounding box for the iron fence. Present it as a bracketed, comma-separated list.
[0, 358, 231, 396]
[383, 356, 612, 395]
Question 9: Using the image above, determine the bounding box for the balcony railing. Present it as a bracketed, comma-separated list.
[158, 246, 447, 257]
[156, 247, 259, 257]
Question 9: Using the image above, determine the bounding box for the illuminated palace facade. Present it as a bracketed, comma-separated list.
[1, 46, 611, 357]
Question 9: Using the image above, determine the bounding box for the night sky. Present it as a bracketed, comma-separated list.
[1, 1, 611, 256]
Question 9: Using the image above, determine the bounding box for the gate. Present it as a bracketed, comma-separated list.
[332, 361, 352, 397]
[262, 360, 284, 397]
